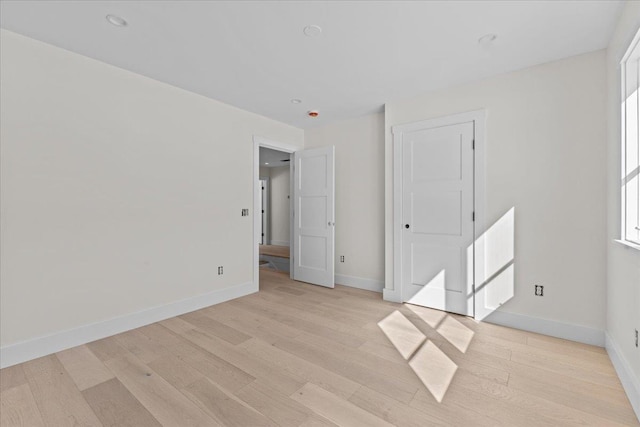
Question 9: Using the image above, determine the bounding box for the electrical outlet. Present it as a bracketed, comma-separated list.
[217, 266, 224, 275]
[534, 285, 544, 296]
[241, 209, 249, 216]
[340, 255, 345, 263]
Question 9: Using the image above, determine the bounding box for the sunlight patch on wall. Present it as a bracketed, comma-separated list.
[485, 263, 515, 310]
[473, 207, 516, 320]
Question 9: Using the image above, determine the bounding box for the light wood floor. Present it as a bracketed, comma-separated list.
[1, 270, 638, 426]
[260, 245, 290, 259]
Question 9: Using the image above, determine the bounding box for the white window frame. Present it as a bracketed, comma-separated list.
[620, 28, 640, 247]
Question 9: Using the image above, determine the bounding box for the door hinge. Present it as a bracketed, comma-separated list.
[472, 284, 476, 293]
[472, 139, 475, 149]
[472, 211, 475, 221]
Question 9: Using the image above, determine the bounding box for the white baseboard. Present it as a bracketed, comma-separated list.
[269, 240, 290, 247]
[382, 286, 402, 303]
[482, 310, 605, 347]
[606, 332, 640, 422]
[335, 274, 384, 292]
[0, 281, 256, 369]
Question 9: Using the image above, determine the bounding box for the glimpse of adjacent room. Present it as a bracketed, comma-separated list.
[259, 147, 291, 273]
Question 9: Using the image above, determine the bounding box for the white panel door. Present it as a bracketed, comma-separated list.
[401, 122, 474, 315]
[293, 146, 335, 288]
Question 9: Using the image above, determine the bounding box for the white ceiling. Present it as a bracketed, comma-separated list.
[260, 147, 290, 168]
[0, 1, 623, 129]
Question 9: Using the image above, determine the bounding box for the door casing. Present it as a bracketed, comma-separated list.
[259, 178, 269, 245]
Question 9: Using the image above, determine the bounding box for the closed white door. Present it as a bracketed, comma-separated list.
[400, 122, 475, 315]
[292, 146, 335, 288]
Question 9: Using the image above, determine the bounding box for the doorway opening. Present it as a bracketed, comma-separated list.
[259, 146, 292, 273]
[252, 136, 336, 292]
[253, 137, 296, 292]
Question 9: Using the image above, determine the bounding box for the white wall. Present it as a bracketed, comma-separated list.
[269, 166, 290, 246]
[259, 167, 271, 179]
[385, 51, 608, 336]
[605, 0, 640, 418]
[305, 113, 385, 289]
[0, 30, 303, 353]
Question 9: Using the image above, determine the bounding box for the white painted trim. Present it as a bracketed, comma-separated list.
[392, 126, 403, 297]
[259, 177, 270, 245]
[269, 240, 290, 247]
[392, 110, 488, 135]
[614, 239, 640, 251]
[335, 274, 384, 293]
[0, 281, 256, 369]
[389, 109, 486, 310]
[383, 287, 402, 303]
[253, 136, 297, 291]
[482, 310, 605, 347]
[472, 112, 487, 319]
[606, 332, 640, 421]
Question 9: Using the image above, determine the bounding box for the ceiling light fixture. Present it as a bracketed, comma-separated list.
[265, 162, 269, 165]
[106, 14, 128, 27]
[478, 33, 497, 45]
[303, 25, 322, 37]
[291, 99, 302, 104]
[307, 110, 319, 118]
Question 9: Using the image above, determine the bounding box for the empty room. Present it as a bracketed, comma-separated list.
[0, 1, 639, 426]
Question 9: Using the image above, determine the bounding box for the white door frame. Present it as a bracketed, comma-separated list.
[391, 110, 486, 317]
[259, 178, 270, 245]
[253, 136, 297, 292]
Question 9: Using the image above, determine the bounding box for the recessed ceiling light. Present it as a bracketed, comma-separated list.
[478, 33, 497, 45]
[307, 110, 319, 118]
[303, 25, 322, 37]
[291, 99, 302, 104]
[106, 14, 127, 27]
[265, 162, 269, 165]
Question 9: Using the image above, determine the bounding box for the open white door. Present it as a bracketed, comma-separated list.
[292, 146, 335, 288]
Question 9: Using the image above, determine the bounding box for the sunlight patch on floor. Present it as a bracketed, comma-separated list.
[405, 303, 447, 329]
[409, 340, 458, 403]
[436, 315, 474, 353]
[377, 310, 426, 359]
[378, 309, 460, 402]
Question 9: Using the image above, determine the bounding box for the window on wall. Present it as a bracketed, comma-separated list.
[621, 29, 640, 246]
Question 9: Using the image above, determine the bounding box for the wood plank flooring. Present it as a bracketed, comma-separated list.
[1, 269, 638, 426]
[259, 245, 290, 259]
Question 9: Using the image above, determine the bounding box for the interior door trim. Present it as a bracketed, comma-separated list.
[389, 110, 486, 319]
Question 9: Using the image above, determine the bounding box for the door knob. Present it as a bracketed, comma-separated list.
[405, 224, 410, 229]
